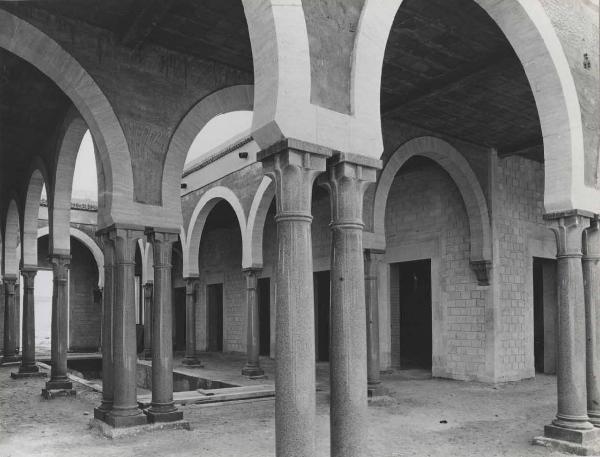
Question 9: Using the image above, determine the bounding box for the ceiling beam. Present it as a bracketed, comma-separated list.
[120, 0, 175, 50]
[382, 50, 516, 118]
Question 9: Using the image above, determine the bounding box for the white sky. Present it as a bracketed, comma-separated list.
[68, 111, 252, 201]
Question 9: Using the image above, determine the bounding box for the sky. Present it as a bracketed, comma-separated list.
[70, 111, 253, 201]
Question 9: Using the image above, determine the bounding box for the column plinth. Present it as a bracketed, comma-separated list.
[94, 234, 115, 421]
[12, 267, 45, 379]
[142, 282, 153, 360]
[2, 277, 19, 365]
[583, 217, 600, 427]
[105, 227, 146, 428]
[364, 249, 384, 389]
[259, 140, 330, 457]
[146, 229, 183, 423]
[43, 255, 74, 396]
[182, 277, 202, 366]
[321, 153, 380, 457]
[543, 213, 598, 444]
[242, 268, 264, 377]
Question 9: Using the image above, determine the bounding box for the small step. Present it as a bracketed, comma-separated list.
[137, 384, 275, 408]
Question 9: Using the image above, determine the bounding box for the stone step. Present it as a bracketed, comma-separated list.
[137, 384, 275, 408]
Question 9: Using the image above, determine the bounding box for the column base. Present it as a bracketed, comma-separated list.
[105, 411, 148, 428]
[534, 426, 600, 455]
[182, 356, 203, 367]
[242, 365, 264, 377]
[146, 408, 184, 423]
[11, 368, 46, 379]
[94, 402, 113, 422]
[42, 388, 77, 400]
[588, 412, 600, 428]
[45, 379, 73, 391]
[89, 418, 190, 439]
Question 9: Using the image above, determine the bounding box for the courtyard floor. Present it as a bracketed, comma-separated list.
[0, 353, 572, 457]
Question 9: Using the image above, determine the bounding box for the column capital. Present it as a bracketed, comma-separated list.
[49, 253, 71, 280]
[243, 268, 261, 290]
[546, 214, 591, 258]
[470, 260, 492, 286]
[259, 141, 330, 219]
[364, 249, 385, 280]
[183, 276, 199, 295]
[583, 216, 600, 259]
[107, 226, 144, 265]
[2, 275, 17, 293]
[147, 229, 178, 269]
[20, 267, 37, 289]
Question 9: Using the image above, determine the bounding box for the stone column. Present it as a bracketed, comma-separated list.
[106, 227, 146, 428]
[12, 267, 44, 378]
[364, 249, 384, 388]
[583, 216, 600, 427]
[242, 268, 264, 377]
[142, 281, 153, 360]
[1, 276, 19, 364]
[544, 212, 597, 442]
[94, 233, 115, 421]
[43, 255, 73, 394]
[182, 276, 202, 366]
[322, 153, 379, 457]
[146, 229, 182, 423]
[259, 140, 330, 457]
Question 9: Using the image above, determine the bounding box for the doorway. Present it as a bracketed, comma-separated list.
[533, 257, 557, 374]
[313, 270, 330, 362]
[207, 283, 224, 352]
[395, 259, 432, 370]
[258, 278, 270, 357]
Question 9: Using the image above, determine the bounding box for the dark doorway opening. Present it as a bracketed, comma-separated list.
[258, 278, 270, 357]
[207, 283, 224, 352]
[173, 287, 186, 352]
[398, 259, 432, 370]
[533, 257, 557, 374]
[314, 270, 330, 362]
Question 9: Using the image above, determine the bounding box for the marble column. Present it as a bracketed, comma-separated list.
[364, 249, 384, 388]
[2, 276, 19, 364]
[142, 281, 153, 360]
[583, 216, 600, 427]
[242, 268, 264, 377]
[323, 153, 379, 457]
[94, 233, 115, 421]
[43, 255, 73, 393]
[106, 227, 146, 428]
[12, 267, 44, 378]
[146, 229, 182, 423]
[182, 276, 202, 366]
[259, 140, 329, 457]
[544, 212, 597, 442]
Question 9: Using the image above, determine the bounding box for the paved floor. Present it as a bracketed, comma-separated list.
[0, 354, 570, 457]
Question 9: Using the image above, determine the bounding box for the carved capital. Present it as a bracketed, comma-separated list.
[470, 260, 492, 286]
[108, 226, 144, 265]
[583, 216, 600, 260]
[184, 277, 199, 297]
[20, 267, 37, 289]
[243, 268, 261, 290]
[49, 254, 71, 281]
[146, 229, 178, 270]
[546, 214, 591, 258]
[260, 142, 330, 218]
[2, 276, 17, 295]
[364, 249, 385, 280]
[143, 282, 154, 299]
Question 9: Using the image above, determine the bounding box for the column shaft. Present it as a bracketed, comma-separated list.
[106, 227, 146, 427]
[44, 255, 73, 391]
[260, 144, 329, 457]
[95, 234, 115, 420]
[2, 277, 18, 363]
[583, 218, 600, 426]
[18, 268, 39, 373]
[182, 277, 201, 365]
[365, 249, 383, 387]
[146, 230, 182, 423]
[324, 155, 379, 457]
[242, 268, 263, 376]
[143, 282, 153, 360]
[545, 214, 593, 436]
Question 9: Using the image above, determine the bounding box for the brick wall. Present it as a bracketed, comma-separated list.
[384, 160, 487, 379]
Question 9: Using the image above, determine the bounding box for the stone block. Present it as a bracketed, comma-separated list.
[89, 418, 190, 439]
[105, 412, 148, 428]
[146, 409, 184, 423]
[11, 370, 47, 379]
[41, 388, 77, 400]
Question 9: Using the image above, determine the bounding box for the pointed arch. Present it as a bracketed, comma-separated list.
[22, 157, 51, 267]
[373, 136, 492, 264]
[162, 84, 254, 228]
[353, 0, 597, 213]
[246, 177, 275, 269]
[0, 9, 135, 228]
[184, 186, 247, 277]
